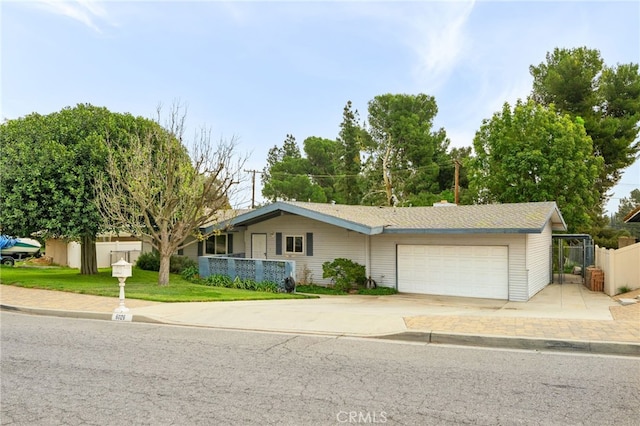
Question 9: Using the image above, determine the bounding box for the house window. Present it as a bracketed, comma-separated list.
[206, 234, 227, 255]
[285, 235, 304, 254]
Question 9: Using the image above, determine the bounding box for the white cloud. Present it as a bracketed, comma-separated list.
[406, 0, 476, 92]
[35, 0, 113, 32]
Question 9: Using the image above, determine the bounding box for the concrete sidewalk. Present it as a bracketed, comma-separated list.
[1, 283, 638, 356]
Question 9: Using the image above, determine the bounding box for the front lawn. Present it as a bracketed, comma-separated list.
[0, 265, 312, 302]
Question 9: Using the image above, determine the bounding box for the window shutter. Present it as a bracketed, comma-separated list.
[197, 241, 203, 257]
[275, 232, 282, 255]
[306, 232, 313, 256]
[227, 234, 233, 254]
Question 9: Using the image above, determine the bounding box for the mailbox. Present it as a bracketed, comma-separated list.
[112, 258, 132, 278]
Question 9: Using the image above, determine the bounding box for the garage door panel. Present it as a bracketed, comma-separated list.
[398, 245, 508, 299]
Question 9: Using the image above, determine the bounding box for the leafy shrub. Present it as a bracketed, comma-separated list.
[322, 258, 366, 292]
[170, 255, 197, 274]
[202, 274, 280, 293]
[136, 251, 160, 271]
[256, 281, 279, 293]
[181, 265, 200, 281]
[136, 251, 197, 275]
[205, 274, 233, 287]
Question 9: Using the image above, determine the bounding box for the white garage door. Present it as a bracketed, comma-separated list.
[397, 245, 509, 299]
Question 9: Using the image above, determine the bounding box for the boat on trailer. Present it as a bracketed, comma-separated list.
[1, 236, 42, 265]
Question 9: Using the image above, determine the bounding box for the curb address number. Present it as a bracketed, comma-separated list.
[112, 313, 133, 322]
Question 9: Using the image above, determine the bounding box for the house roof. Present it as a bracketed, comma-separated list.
[623, 206, 640, 223]
[204, 200, 567, 235]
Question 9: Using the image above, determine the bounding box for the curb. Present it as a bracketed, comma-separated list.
[0, 304, 165, 325]
[376, 331, 640, 357]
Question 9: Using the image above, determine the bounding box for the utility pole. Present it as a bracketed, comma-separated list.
[454, 159, 461, 205]
[244, 169, 260, 208]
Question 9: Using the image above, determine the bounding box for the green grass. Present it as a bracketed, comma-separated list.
[296, 284, 397, 296]
[296, 284, 349, 295]
[0, 265, 312, 302]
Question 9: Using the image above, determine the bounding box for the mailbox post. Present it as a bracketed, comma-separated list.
[112, 258, 132, 313]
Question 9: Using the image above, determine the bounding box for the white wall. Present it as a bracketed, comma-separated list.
[526, 221, 552, 298]
[97, 241, 142, 268]
[595, 243, 640, 295]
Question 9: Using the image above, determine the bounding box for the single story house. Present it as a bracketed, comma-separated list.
[195, 200, 567, 302]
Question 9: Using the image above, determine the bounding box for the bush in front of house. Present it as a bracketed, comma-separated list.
[136, 251, 197, 274]
[136, 251, 160, 271]
[169, 255, 197, 274]
[181, 265, 200, 281]
[202, 274, 280, 293]
[322, 258, 367, 292]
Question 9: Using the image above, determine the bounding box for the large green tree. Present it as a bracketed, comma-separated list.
[261, 134, 326, 202]
[0, 104, 152, 274]
[335, 101, 368, 204]
[262, 102, 371, 205]
[468, 100, 603, 232]
[365, 93, 450, 206]
[530, 47, 640, 200]
[303, 136, 342, 203]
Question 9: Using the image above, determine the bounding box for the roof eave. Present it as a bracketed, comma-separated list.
[383, 228, 543, 235]
[623, 206, 640, 223]
[546, 203, 568, 232]
[214, 201, 379, 235]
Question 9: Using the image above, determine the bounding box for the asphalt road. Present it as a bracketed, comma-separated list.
[1, 312, 638, 426]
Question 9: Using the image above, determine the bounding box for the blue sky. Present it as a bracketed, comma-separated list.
[2, 0, 639, 212]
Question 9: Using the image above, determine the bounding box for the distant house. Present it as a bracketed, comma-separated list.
[199, 201, 567, 301]
[623, 206, 640, 223]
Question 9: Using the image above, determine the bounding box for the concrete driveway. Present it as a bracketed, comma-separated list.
[130, 283, 617, 336]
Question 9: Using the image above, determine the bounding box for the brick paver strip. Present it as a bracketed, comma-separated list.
[404, 315, 640, 343]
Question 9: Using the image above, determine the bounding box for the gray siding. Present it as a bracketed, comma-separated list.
[181, 238, 200, 260]
[370, 233, 529, 301]
[244, 215, 367, 285]
[526, 221, 552, 297]
[230, 231, 246, 255]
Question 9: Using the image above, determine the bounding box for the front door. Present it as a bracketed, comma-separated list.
[251, 233, 267, 259]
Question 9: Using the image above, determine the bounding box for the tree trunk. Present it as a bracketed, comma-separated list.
[80, 234, 98, 275]
[158, 251, 171, 286]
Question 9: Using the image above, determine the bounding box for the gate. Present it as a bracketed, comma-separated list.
[551, 234, 594, 284]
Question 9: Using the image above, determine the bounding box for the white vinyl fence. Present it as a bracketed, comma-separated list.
[67, 241, 142, 269]
[594, 243, 640, 295]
